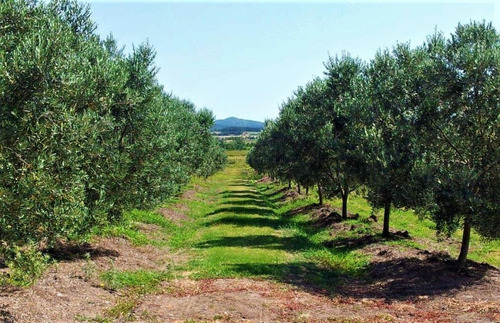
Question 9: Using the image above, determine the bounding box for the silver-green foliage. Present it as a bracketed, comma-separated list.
[415, 22, 500, 264]
[248, 21, 499, 265]
[0, 0, 226, 263]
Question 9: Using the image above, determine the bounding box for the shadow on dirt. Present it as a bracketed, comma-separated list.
[323, 232, 410, 252]
[0, 306, 15, 323]
[337, 251, 497, 300]
[43, 242, 120, 262]
[271, 190, 304, 203]
[283, 203, 322, 217]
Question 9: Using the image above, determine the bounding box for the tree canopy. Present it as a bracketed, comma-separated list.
[0, 0, 226, 258]
[247, 20, 499, 266]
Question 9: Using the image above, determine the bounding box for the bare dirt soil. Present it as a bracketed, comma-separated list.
[157, 207, 191, 223]
[133, 265, 500, 322]
[1, 234, 498, 322]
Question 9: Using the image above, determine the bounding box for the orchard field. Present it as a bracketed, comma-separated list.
[1, 1, 499, 322]
[1, 151, 499, 322]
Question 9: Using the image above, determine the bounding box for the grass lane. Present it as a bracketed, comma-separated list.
[178, 151, 367, 290]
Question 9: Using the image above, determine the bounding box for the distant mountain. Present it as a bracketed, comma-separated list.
[212, 117, 264, 133]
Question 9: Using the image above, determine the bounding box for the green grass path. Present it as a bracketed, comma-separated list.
[178, 151, 367, 289]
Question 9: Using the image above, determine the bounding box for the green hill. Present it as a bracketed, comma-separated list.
[212, 117, 264, 133]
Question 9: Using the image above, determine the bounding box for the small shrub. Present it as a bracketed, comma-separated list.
[5, 245, 50, 286]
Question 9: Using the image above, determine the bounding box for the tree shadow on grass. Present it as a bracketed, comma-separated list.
[221, 190, 262, 200]
[224, 193, 263, 200]
[220, 199, 274, 209]
[208, 206, 276, 217]
[204, 215, 286, 229]
[195, 234, 313, 252]
[228, 182, 254, 188]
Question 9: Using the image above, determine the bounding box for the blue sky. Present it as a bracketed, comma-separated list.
[85, 1, 498, 122]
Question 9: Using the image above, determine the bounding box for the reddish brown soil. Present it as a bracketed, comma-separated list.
[134, 260, 500, 323]
[180, 185, 203, 201]
[2, 235, 498, 322]
[280, 190, 301, 201]
[156, 188, 197, 223]
[256, 176, 273, 184]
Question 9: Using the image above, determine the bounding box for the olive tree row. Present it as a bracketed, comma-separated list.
[0, 0, 226, 258]
[247, 21, 499, 266]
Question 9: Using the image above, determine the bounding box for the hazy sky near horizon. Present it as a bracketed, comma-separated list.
[85, 1, 498, 122]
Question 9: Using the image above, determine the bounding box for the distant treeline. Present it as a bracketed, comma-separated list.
[216, 127, 263, 135]
[220, 137, 253, 150]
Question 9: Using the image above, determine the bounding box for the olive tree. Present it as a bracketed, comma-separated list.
[363, 44, 430, 237]
[416, 22, 500, 266]
[0, 0, 227, 265]
[322, 54, 367, 218]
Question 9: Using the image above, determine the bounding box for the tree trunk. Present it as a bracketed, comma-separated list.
[288, 181, 291, 189]
[306, 187, 309, 195]
[382, 199, 391, 238]
[297, 184, 301, 194]
[317, 182, 323, 205]
[457, 216, 472, 268]
[341, 193, 348, 220]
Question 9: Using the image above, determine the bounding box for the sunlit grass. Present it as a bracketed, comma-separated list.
[100, 269, 170, 290]
[164, 151, 371, 288]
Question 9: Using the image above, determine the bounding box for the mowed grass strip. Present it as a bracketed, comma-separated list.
[181, 151, 367, 289]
